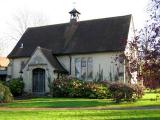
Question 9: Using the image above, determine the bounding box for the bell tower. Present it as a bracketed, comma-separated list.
[69, 8, 80, 23]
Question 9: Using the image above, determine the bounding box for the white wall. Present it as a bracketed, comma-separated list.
[57, 52, 125, 82]
[23, 48, 55, 93]
[125, 16, 138, 84]
[57, 55, 70, 72]
[7, 57, 29, 79]
[9, 51, 126, 93]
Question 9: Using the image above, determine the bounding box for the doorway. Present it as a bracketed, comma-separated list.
[32, 68, 45, 93]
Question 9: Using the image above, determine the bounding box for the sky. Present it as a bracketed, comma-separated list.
[0, 0, 148, 57]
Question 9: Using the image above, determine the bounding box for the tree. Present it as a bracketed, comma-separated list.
[0, 37, 8, 56]
[7, 9, 48, 41]
[0, 9, 48, 56]
[134, 0, 160, 89]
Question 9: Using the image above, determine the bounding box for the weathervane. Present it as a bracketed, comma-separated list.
[73, 1, 76, 8]
[69, 1, 80, 21]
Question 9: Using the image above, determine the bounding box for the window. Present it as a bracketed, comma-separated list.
[75, 57, 93, 80]
[20, 61, 25, 73]
[81, 58, 87, 80]
[87, 57, 93, 80]
[75, 58, 81, 78]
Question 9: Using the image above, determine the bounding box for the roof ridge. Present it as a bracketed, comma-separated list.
[38, 46, 52, 52]
[27, 14, 132, 30]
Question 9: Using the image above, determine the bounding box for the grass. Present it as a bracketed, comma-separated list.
[0, 93, 160, 108]
[0, 98, 109, 108]
[0, 92, 160, 120]
[0, 110, 160, 120]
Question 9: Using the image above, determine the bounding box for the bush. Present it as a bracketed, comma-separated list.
[51, 78, 70, 97]
[68, 81, 109, 99]
[6, 78, 24, 97]
[0, 83, 13, 103]
[50, 77, 109, 99]
[132, 84, 144, 99]
[82, 82, 109, 99]
[108, 83, 144, 103]
[67, 79, 84, 97]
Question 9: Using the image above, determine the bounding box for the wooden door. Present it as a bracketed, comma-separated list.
[32, 68, 45, 93]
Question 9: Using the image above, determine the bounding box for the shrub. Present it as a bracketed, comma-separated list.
[6, 78, 24, 97]
[67, 79, 84, 97]
[108, 83, 144, 103]
[51, 78, 70, 97]
[132, 84, 144, 99]
[82, 82, 109, 99]
[0, 83, 13, 103]
[51, 77, 85, 97]
[50, 77, 109, 99]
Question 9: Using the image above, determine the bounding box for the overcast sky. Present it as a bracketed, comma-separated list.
[0, 0, 148, 57]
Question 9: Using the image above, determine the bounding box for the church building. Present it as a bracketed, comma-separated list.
[7, 9, 135, 94]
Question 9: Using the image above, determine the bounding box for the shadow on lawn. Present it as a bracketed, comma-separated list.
[0, 99, 113, 108]
[114, 118, 160, 120]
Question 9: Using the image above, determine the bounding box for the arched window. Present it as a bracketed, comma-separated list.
[81, 58, 87, 80]
[87, 57, 93, 80]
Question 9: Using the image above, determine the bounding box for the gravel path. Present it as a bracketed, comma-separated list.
[0, 106, 160, 111]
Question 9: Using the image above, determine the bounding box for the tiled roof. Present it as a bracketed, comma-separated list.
[8, 15, 131, 58]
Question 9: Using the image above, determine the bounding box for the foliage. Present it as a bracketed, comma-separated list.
[137, 0, 160, 89]
[82, 82, 109, 99]
[51, 77, 70, 97]
[131, 84, 145, 99]
[6, 78, 24, 97]
[108, 83, 144, 103]
[140, 59, 160, 89]
[50, 77, 109, 99]
[67, 79, 85, 98]
[0, 83, 13, 103]
[125, 0, 160, 89]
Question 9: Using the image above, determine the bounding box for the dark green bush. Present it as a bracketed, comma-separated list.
[108, 83, 144, 103]
[50, 77, 109, 98]
[0, 83, 13, 103]
[6, 78, 24, 97]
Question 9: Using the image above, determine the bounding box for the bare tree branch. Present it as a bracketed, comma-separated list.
[8, 9, 48, 41]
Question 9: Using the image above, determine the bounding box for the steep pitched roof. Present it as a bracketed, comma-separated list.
[8, 15, 131, 58]
[39, 47, 68, 73]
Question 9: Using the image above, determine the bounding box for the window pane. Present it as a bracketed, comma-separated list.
[75, 58, 81, 78]
[81, 58, 87, 80]
[87, 57, 93, 80]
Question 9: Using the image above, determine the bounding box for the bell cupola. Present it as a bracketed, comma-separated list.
[69, 8, 80, 23]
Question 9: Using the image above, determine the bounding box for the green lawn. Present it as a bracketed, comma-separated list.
[0, 93, 160, 109]
[0, 92, 160, 120]
[0, 110, 160, 120]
